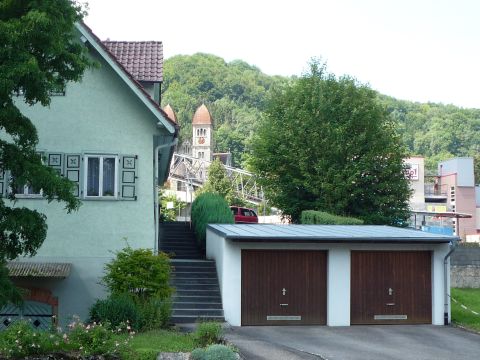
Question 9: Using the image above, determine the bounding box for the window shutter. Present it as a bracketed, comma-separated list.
[64, 154, 82, 197]
[46, 153, 64, 176]
[119, 155, 138, 200]
[0, 167, 8, 197]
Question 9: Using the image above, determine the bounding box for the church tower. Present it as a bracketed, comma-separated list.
[192, 104, 213, 161]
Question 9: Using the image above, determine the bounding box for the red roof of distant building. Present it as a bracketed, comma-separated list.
[163, 104, 177, 123]
[103, 41, 163, 82]
[192, 104, 212, 125]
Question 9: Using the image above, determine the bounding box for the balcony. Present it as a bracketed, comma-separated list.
[424, 183, 448, 202]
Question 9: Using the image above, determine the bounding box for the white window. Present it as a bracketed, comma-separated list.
[84, 155, 118, 198]
[15, 183, 42, 197]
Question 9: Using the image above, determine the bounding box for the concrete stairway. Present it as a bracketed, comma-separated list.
[159, 222, 203, 259]
[170, 259, 224, 323]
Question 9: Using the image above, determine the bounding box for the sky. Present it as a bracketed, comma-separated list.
[84, 0, 480, 109]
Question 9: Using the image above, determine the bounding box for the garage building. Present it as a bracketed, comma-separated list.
[206, 224, 457, 326]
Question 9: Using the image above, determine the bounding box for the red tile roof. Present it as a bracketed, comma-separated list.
[103, 41, 163, 82]
[78, 22, 178, 133]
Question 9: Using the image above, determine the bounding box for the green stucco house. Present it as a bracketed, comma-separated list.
[1, 22, 178, 328]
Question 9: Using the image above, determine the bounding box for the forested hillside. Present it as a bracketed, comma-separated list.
[162, 53, 479, 175]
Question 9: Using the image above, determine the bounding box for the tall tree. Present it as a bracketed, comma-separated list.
[0, 0, 91, 305]
[197, 158, 236, 204]
[249, 61, 411, 224]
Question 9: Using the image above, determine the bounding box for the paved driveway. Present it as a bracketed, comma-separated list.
[225, 325, 480, 360]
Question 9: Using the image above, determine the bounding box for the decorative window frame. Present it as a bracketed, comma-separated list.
[13, 184, 43, 199]
[83, 154, 119, 199]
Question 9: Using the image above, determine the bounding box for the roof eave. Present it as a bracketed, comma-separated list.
[226, 237, 454, 244]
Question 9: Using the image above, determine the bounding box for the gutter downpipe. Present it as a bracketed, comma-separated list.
[444, 239, 458, 325]
[154, 137, 178, 255]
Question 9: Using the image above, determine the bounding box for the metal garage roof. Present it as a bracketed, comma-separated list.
[207, 224, 458, 243]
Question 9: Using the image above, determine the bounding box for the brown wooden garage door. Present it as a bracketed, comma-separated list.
[241, 250, 327, 325]
[351, 251, 432, 325]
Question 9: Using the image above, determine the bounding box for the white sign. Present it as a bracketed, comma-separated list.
[405, 163, 419, 180]
[166, 201, 174, 209]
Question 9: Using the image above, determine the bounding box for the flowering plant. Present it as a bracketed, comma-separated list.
[0, 317, 134, 359]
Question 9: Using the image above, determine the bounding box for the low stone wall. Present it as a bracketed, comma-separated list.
[451, 246, 480, 288]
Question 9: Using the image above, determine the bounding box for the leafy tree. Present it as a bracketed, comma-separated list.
[249, 61, 411, 224]
[162, 53, 479, 176]
[197, 158, 236, 204]
[158, 188, 186, 221]
[0, 0, 91, 306]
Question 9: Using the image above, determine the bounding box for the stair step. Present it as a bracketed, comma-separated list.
[171, 265, 216, 272]
[173, 295, 222, 303]
[167, 250, 202, 257]
[173, 302, 223, 310]
[161, 242, 198, 246]
[175, 289, 221, 296]
[173, 283, 220, 291]
[173, 309, 224, 317]
[173, 272, 217, 278]
[171, 315, 225, 324]
[162, 235, 197, 239]
[172, 260, 215, 267]
[162, 248, 201, 254]
[172, 278, 217, 284]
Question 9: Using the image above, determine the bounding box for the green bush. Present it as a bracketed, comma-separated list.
[193, 321, 223, 348]
[191, 193, 234, 248]
[191, 347, 207, 360]
[137, 297, 172, 330]
[89, 295, 172, 332]
[89, 293, 142, 331]
[102, 246, 173, 300]
[191, 344, 237, 360]
[301, 210, 364, 225]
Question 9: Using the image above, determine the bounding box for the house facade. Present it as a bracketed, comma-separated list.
[1, 23, 178, 327]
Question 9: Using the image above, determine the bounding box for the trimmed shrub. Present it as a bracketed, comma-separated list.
[191, 344, 237, 360]
[102, 246, 173, 300]
[193, 321, 223, 348]
[191, 193, 234, 248]
[89, 293, 141, 331]
[301, 210, 364, 225]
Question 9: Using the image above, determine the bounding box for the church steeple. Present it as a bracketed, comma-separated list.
[192, 104, 213, 161]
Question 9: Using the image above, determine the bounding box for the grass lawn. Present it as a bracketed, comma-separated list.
[451, 288, 480, 332]
[118, 329, 196, 360]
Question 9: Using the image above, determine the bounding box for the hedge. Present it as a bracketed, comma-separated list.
[300, 210, 364, 225]
[191, 192, 234, 248]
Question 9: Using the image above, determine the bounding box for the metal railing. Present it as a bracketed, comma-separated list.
[169, 153, 265, 204]
[424, 183, 448, 197]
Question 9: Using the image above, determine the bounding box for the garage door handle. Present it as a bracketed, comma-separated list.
[280, 303, 288, 306]
[386, 303, 395, 306]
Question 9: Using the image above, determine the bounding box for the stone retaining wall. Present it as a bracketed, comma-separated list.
[450, 246, 480, 288]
